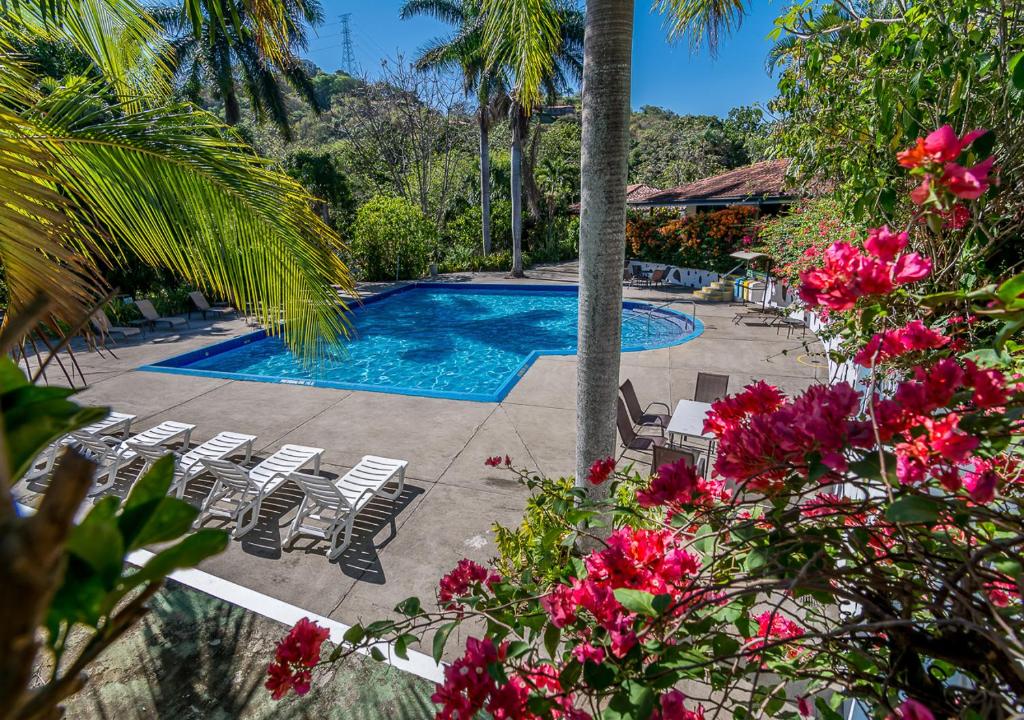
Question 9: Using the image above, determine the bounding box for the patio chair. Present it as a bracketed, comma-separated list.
[23, 411, 137, 482]
[650, 444, 706, 478]
[631, 264, 650, 287]
[649, 268, 665, 288]
[620, 379, 670, 434]
[617, 398, 669, 457]
[284, 455, 408, 560]
[694, 372, 730, 404]
[125, 431, 257, 499]
[134, 299, 190, 330]
[195, 444, 324, 538]
[189, 291, 235, 320]
[89, 420, 197, 494]
[90, 310, 142, 340]
[623, 267, 634, 287]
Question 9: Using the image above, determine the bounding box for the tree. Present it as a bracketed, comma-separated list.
[400, 0, 509, 255]
[573, 0, 634, 497]
[154, 0, 326, 140]
[284, 150, 356, 232]
[483, 0, 583, 277]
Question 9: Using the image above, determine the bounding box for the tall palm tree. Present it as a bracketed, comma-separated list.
[155, 0, 326, 140]
[0, 0, 354, 356]
[400, 0, 507, 255]
[483, 0, 747, 493]
[486, 0, 583, 276]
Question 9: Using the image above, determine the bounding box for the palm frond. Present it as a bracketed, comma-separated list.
[482, 0, 561, 110]
[399, 0, 468, 25]
[656, 0, 747, 55]
[4, 80, 354, 355]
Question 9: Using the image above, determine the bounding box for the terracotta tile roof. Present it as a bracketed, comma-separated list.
[625, 183, 662, 203]
[569, 183, 662, 212]
[641, 159, 797, 205]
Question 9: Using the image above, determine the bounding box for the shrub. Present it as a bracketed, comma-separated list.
[104, 297, 141, 324]
[758, 198, 865, 286]
[143, 286, 192, 317]
[351, 196, 436, 281]
[627, 205, 758, 271]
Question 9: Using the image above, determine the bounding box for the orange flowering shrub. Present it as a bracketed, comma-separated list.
[627, 206, 759, 272]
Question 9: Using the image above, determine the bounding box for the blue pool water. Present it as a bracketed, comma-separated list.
[143, 284, 703, 402]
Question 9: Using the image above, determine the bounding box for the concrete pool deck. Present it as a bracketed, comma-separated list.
[16, 264, 827, 654]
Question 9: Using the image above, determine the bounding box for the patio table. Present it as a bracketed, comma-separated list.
[665, 399, 716, 462]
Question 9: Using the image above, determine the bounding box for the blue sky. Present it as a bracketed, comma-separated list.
[303, 1, 784, 117]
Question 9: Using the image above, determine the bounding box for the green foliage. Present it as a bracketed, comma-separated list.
[626, 206, 759, 272]
[629, 104, 770, 188]
[142, 286, 193, 317]
[351, 196, 437, 281]
[104, 297, 141, 324]
[772, 0, 1023, 277]
[284, 150, 357, 235]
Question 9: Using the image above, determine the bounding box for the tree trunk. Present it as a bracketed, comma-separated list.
[575, 0, 634, 498]
[479, 110, 492, 256]
[510, 103, 526, 277]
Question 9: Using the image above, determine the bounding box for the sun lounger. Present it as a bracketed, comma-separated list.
[196, 444, 325, 538]
[91, 310, 143, 339]
[189, 291, 235, 320]
[23, 411, 137, 482]
[87, 420, 196, 494]
[124, 431, 257, 498]
[65, 433, 127, 491]
[284, 455, 407, 560]
[134, 299, 190, 330]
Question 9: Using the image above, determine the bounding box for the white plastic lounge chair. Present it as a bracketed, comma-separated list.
[189, 291, 235, 319]
[66, 433, 127, 491]
[134, 299, 190, 330]
[125, 431, 257, 498]
[196, 444, 324, 538]
[284, 456, 407, 560]
[91, 310, 142, 339]
[23, 411, 137, 482]
[87, 420, 196, 494]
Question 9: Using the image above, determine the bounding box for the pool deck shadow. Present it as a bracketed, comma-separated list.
[16, 265, 827, 662]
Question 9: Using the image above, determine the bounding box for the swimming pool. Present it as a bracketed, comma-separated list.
[142, 284, 703, 402]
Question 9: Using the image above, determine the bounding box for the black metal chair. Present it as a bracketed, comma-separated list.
[617, 398, 668, 458]
[620, 379, 670, 435]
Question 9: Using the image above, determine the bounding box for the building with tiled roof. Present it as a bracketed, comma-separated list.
[569, 183, 662, 213]
[633, 159, 804, 211]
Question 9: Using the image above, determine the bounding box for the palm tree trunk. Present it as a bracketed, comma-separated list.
[510, 103, 525, 277]
[479, 110, 492, 256]
[575, 0, 634, 498]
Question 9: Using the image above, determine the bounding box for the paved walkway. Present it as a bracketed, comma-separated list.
[17, 265, 826, 644]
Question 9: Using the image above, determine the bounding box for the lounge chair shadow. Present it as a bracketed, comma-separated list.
[285, 483, 425, 584]
[235, 480, 307, 559]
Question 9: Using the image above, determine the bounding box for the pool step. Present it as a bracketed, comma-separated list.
[694, 275, 736, 303]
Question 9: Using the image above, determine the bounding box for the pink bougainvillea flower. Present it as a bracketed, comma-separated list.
[438, 558, 500, 605]
[863, 226, 908, 262]
[587, 456, 616, 485]
[637, 457, 700, 507]
[505, 454, 513, 466]
[985, 578, 1020, 608]
[748, 611, 805, 661]
[944, 204, 971, 230]
[541, 584, 578, 628]
[889, 698, 935, 720]
[939, 157, 996, 200]
[571, 642, 606, 665]
[266, 617, 330, 699]
[892, 252, 932, 284]
[703, 380, 785, 435]
[909, 177, 933, 205]
[797, 695, 813, 718]
[651, 690, 705, 720]
[484, 455, 502, 467]
[898, 125, 987, 168]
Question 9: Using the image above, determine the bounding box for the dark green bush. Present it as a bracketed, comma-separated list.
[351, 196, 436, 281]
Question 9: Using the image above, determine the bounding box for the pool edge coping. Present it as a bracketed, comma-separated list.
[138, 282, 706, 403]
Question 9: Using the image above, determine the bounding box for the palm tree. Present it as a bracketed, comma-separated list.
[482, 0, 747, 493]
[154, 0, 326, 141]
[485, 0, 583, 276]
[0, 0, 355, 357]
[400, 0, 507, 255]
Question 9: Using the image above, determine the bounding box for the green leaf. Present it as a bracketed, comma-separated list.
[394, 635, 413, 660]
[507, 640, 531, 659]
[582, 657, 616, 689]
[885, 495, 940, 524]
[119, 497, 199, 551]
[613, 588, 658, 617]
[67, 497, 124, 585]
[1011, 51, 1024, 90]
[543, 623, 561, 658]
[432, 622, 456, 664]
[394, 596, 422, 617]
[365, 620, 396, 637]
[996, 273, 1024, 305]
[343, 624, 365, 645]
[370, 646, 386, 662]
[128, 529, 229, 587]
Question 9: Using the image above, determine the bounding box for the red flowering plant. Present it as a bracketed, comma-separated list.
[269, 130, 1023, 719]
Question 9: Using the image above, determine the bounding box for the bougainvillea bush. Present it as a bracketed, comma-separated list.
[627, 206, 759, 272]
[269, 128, 1023, 719]
[757, 199, 864, 287]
